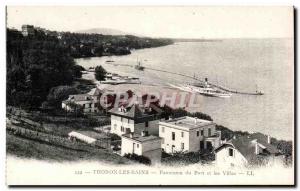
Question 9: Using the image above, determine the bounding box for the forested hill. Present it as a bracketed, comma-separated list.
[6, 27, 172, 109]
[7, 29, 76, 108]
[61, 32, 173, 58]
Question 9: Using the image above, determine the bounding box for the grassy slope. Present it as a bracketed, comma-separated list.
[6, 133, 129, 164]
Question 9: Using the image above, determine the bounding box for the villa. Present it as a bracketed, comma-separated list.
[159, 116, 221, 154]
[214, 133, 281, 168]
[109, 103, 164, 136]
[62, 94, 99, 113]
[121, 131, 162, 164]
[62, 87, 116, 113]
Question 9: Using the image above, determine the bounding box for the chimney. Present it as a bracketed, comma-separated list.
[129, 132, 134, 138]
[267, 135, 271, 144]
[141, 131, 149, 137]
[194, 118, 197, 124]
[255, 142, 260, 155]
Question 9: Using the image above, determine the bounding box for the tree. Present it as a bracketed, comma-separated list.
[65, 101, 84, 118]
[94, 65, 107, 81]
[188, 112, 213, 121]
[45, 85, 79, 109]
[7, 29, 76, 109]
[72, 65, 85, 78]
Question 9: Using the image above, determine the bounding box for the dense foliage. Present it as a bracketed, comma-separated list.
[42, 85, 79, 109]
[168, 107, 213, 121]
[60, 32, 173, 58]
[7, 29, 76, 109]
[72, 65, 86, 78]
[123, 153, 151, 165]
[94, 65, 107, 81]
[7, 27, 172, 109]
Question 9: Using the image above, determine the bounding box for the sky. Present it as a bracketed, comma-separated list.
[6, 6, 293, 39]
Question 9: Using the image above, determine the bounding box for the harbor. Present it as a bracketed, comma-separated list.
[76, 39, 293, 140]
[104, 60, 264, 96]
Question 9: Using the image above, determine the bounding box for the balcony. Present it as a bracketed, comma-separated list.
[205, 130, 221, 140]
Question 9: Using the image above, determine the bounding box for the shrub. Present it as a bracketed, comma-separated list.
[109, 133, 121, 141]
[124, 153, 151, 165]
[44, 86, 79, 109]
[167, 108, 213, 121]
[72, 65, 85, 78]
[94, 65, 107, 81]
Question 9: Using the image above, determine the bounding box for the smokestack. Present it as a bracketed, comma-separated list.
[204, 78, 208, 87]
[267, 135, 271, 144]
[255, 142, 260, 155]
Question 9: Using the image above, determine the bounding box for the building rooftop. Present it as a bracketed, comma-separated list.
[215, 133, 280, 163]
[159, 116, 214, 130]
[88, 88, 115, 96]
[109, 103, 162, 120]
[68, 94, 93, 102]
[122, 133, 161, 143]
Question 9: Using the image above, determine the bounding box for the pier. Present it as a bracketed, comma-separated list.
[103, 62, 263, 96]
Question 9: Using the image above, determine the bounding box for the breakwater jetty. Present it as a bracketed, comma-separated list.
[104, 62, 264, 96]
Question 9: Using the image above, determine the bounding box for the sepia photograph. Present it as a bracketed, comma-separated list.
[5, 5, 294, 186]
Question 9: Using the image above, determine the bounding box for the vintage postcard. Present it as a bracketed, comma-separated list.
[6, 6, 294, 186]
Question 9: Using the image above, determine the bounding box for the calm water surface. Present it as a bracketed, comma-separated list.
[76, 39, 294, 140]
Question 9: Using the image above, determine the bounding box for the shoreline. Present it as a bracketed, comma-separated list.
[81, 71, 291, 141]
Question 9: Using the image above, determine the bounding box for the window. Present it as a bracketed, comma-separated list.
[83, 104, 86, 108]
[181, 143, 184, 150]
[121, 117, 123, 122]
[145, 121, 149, 127]
[162, 138, 164, 144]
[89, 103, 92, 108]
[114, 124, 117, 130]
[181, 132, 184, 138]
[161, 126, 165, 133]
[229, 148, 234, 157]
[137, 144, 139, 148]
[208, 128, 211, 136]
[201, 130, 204, 136]
[121, 126, 124, 132]
[197, 131, 199, 137]
[172, 132, 175, 141]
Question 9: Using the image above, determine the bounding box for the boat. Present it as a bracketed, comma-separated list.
[255, 84, 264, 95]
[169, 80, 232, 98]
[193, 85, 232, 98]
[102, 73, 141, 85]
[168, 83, 195, 93]
[135, 62, 145, 71]
[134, 58, 145, 71]
[105, 60, 115, 63]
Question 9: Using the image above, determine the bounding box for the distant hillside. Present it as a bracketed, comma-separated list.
[75, 28, 139, 36]
[173, 38, 223, 42]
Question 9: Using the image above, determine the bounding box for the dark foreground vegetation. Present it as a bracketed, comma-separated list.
[7, 133, 129, 164]
[7, 27, 172, 110]
[124, 153, 151, 165]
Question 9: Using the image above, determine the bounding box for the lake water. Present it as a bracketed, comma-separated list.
[76, 39, 294, 140]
